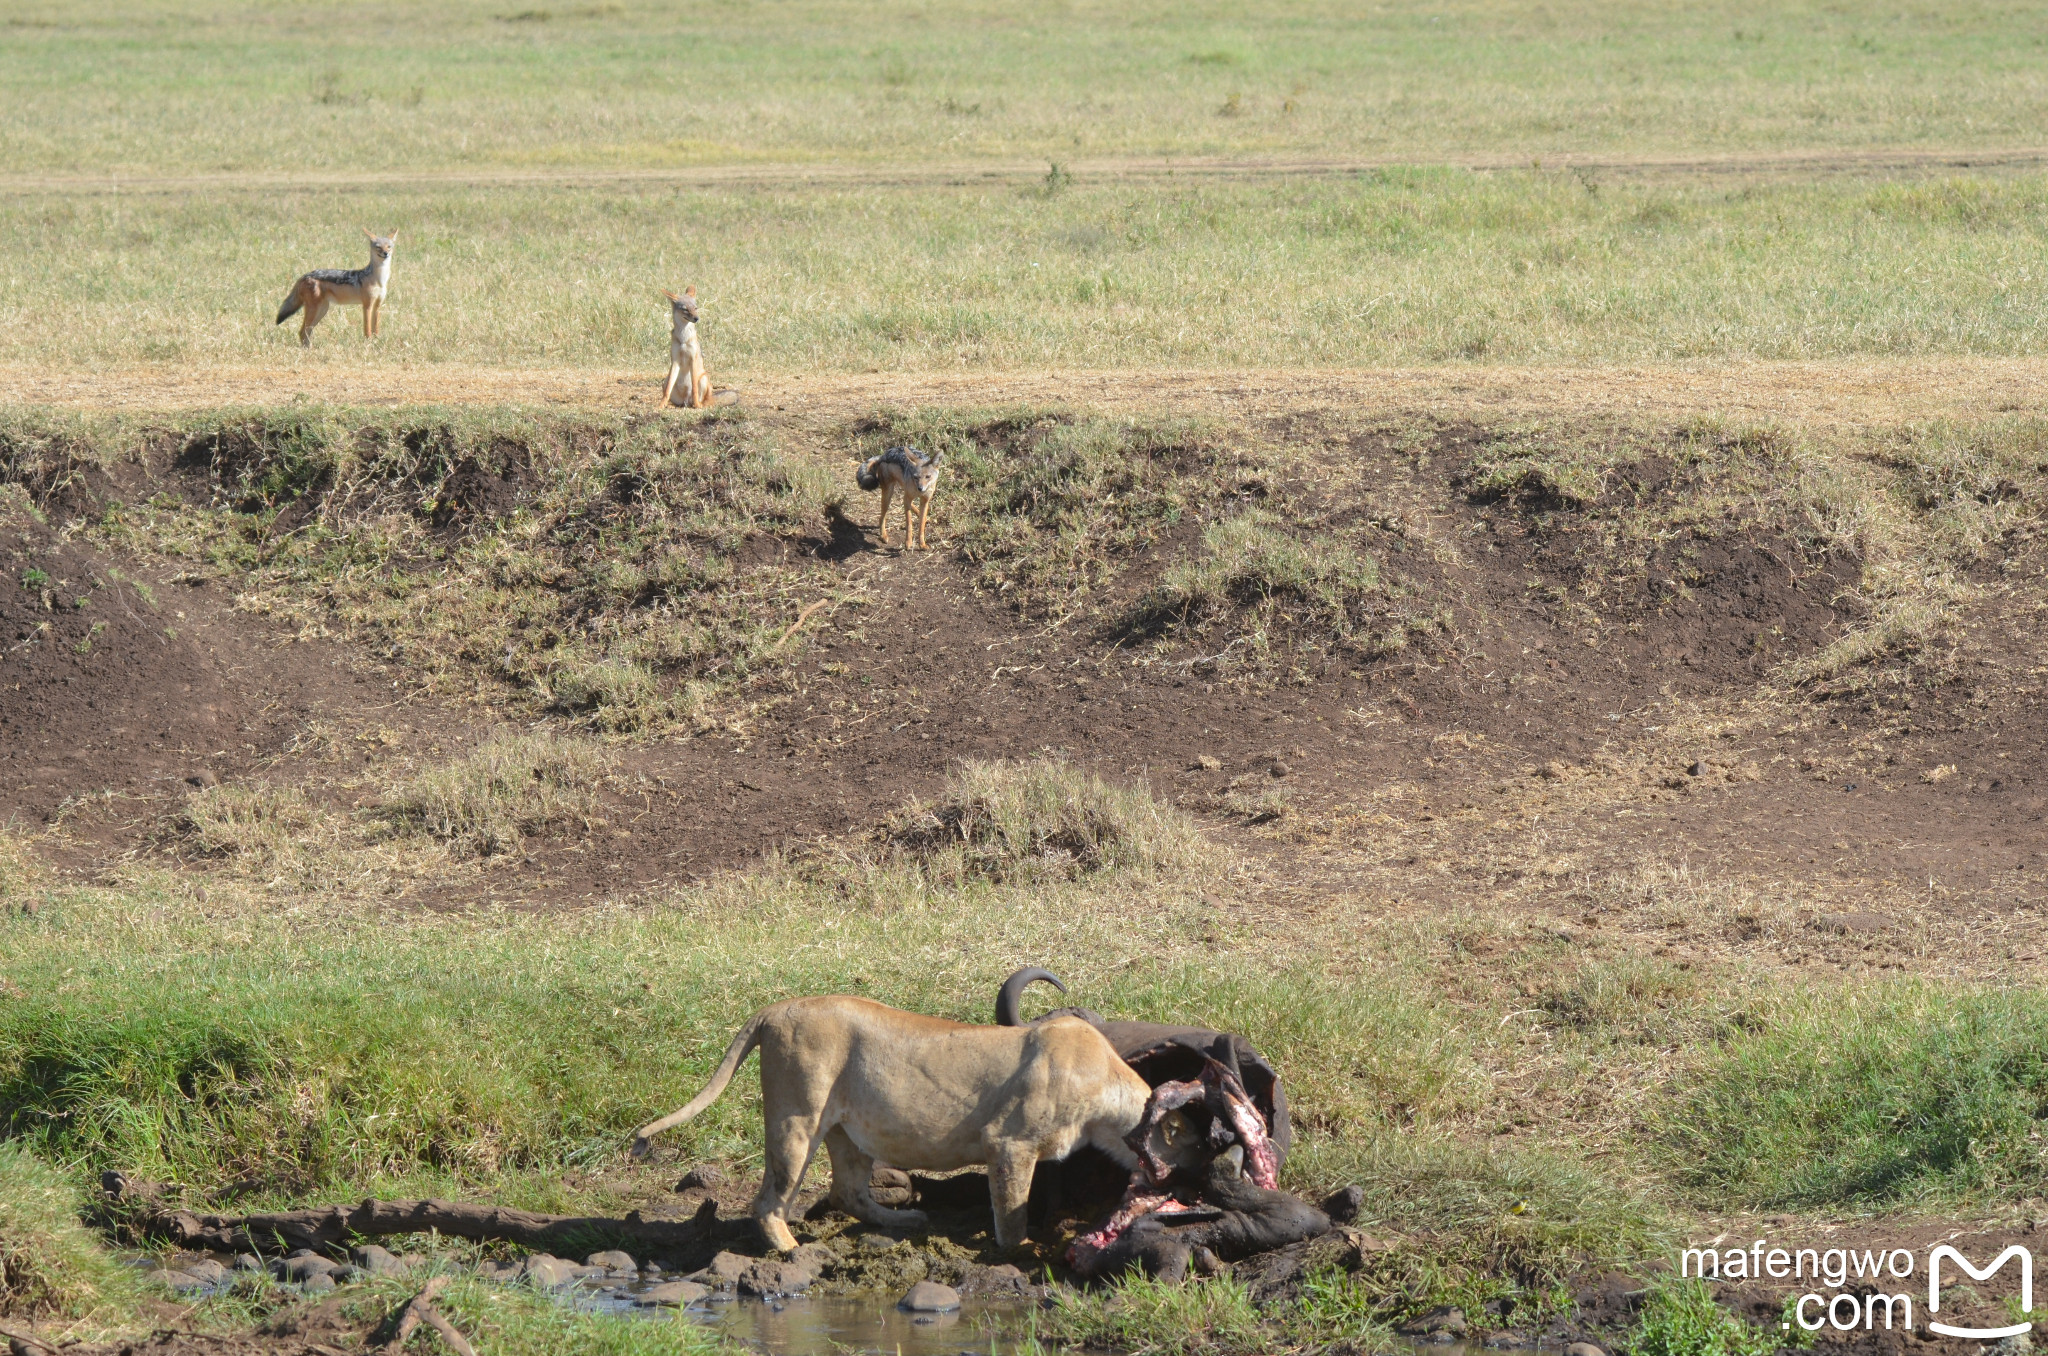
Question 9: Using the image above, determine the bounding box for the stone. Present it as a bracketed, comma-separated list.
[737, 1259, 816, 1296]
[330, 1265, 365, 1285]
[1401, 1306, 1467, 1338]
[586, 1250, 638, 1273]
[1193, 755, 1221, 772]
[1269, 762, 1292, 778]
[858, 1234, 899, 1253]
[1320, 1184, 1365, 1224]
[351, 1244, 410, 1276]
[275, 1254, 338, 1282]
[157, 1270, 211, 1294]
[300, 1273, 337, 1296]
[232, 1254, 262, 1273]
[700, 1251, 754, 1286]
[1566, 1344, 1606, 1356]
[179, 1257, 230, 1284]
[898, 1280, 962, 1313]
[522, 1255, 580, 1289]
[635, 1280, 708, 1307]
[676, 1164, 725, 1192]
[788, 1243, 836, 1276]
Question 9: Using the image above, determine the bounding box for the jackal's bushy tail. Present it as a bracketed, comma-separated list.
[855, 457, 882, 492]
[275, 279, 306, 325]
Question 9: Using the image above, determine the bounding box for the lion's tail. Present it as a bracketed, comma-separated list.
[631, 1013, 767, 1155]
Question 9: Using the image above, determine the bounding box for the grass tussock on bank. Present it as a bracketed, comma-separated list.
[878, 757, 1215, 884]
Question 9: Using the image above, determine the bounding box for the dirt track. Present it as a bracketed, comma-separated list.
[6, 358, 2046, 426]
[8, 144, 2045, 196]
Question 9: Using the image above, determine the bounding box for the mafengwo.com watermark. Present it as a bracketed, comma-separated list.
[1683, 1240, 2035, 1339]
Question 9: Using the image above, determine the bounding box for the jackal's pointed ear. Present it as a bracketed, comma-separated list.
[684, 286, 697, 298]
[664, 290, 680, 303]
[386, 230, 398, 244]
[928, 449, 944, 464]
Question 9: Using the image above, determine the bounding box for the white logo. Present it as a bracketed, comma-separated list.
[1929, 1245, 2033, 1340]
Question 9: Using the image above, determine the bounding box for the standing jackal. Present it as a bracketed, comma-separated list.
[274, 231, 396, 347]
[855, 446, 944, 549]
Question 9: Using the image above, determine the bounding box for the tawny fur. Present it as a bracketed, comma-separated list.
[662, 286, 715, 408]
[631, 995, 1152, 1252]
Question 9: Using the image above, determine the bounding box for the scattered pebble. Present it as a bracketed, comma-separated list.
[351, 1243, 411, 1276]
[586, 1249, 637, 1273]
[1566, 1343, 1606, 1356]
[676, 1164, 725, 1192]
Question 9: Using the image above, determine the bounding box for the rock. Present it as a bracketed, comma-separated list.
[157, 1270, 211, 1294]
[179, 1257, 230, 1284]
[899, 1280, 962, 1313]
[275, 1254, 338, 1282]
[586, 1250, 637, 1273]
[1687, 760, 1706, 777]
[676, 1164, 725, 1192]
[858, 1233, 900, 1253]
[1566, 1344, 1606, 1356]
[187, 769, 220, 788]
[1320, 1185, 1365, 1224]
[300, 1273, 337, 1296]
[1194, 755, 1221, 772]
[788, 1243, 836, 1276]
[232, 1254, 262, 1273]
[1269, 762, 1292, 778]
[696, 1250, 755, 1286]
[329, 1265, 365, 1285]
[351, 1244, 410, 1276]
[635, 1280, 709, 1307]
[522, 1255, 580, 1289]
[1401, 1306, 1467, 1338]
[737, 1259, 815, 1296]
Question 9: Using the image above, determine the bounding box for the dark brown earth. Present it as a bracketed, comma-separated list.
[1, 415, 2042, 917]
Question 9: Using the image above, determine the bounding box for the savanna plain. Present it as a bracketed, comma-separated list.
[3, 5, 2048, 1356]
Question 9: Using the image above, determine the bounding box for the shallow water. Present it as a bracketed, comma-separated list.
[580, 1280, 1029, 1356]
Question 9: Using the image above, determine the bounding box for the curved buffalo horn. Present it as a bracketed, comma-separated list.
[994, 967, 1067, 1026]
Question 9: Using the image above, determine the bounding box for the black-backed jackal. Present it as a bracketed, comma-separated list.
[274, 231, 396, 347]
[663, 286, 738, 409]
[855, 446, 944, 550]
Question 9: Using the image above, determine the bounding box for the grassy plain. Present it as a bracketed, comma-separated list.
[7, 0, 2048, 175]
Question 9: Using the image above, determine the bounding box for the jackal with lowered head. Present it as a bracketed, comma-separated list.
[275, 231, 396, 347]
[855, 445, 944, 550]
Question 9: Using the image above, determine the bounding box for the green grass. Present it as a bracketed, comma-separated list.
[1663, 985, 2048, 1209]
[5, 170, 2047, 369]
[0, 1143, 141, 1323]
[7, 1, 2048, 176]
[1623, 1278, 1806, 1356]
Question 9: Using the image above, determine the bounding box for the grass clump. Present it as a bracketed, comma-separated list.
[0, 1143, 137, 1321]
[878, 757, 1213, 884]
[1624, 1278, 1799, 1356]
[1663, 983, 2048, 1209]
[379, 728, 612, 856]
[1129, 510, 1415, 657]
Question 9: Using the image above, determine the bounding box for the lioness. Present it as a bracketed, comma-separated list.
[632, 995, 1154, 1251]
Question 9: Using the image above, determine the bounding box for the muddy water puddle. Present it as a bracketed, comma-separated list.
[576, 1280, 1030, 1355]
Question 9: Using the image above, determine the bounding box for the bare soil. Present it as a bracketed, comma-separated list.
[2, 390, 2040, 952]
[4, 359, 2046, 428]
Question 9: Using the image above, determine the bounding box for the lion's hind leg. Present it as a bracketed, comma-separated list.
[823, 1126, 929, 1231]
[753, 1113, 822, 1253]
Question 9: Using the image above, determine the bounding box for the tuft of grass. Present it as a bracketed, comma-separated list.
[378, 728, 612, 857]
[1623, 1277, 1802, 1356]
[1662, 983, 2048, 1209]
[1130, 510, 1409, 656]
[877, 757, 1214, 884]
[0, 1143, 138, 1321]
